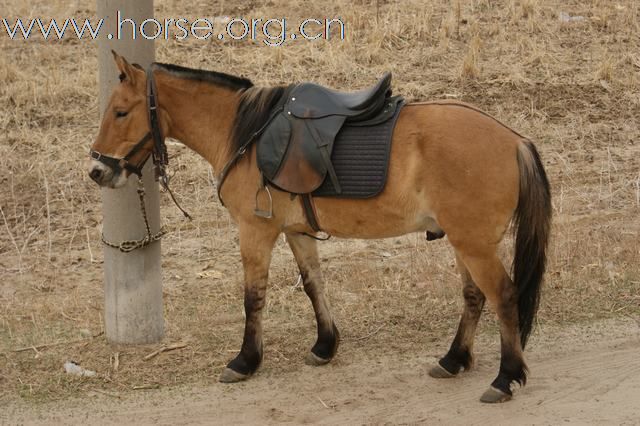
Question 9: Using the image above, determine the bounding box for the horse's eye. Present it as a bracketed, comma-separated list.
[115, 111, 128, 118]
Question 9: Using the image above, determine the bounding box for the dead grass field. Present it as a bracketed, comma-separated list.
[1, 0, 639, 409]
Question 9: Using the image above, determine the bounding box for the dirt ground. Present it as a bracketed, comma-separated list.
[1, 0, 640, 423]
[3, 318, 640, 425]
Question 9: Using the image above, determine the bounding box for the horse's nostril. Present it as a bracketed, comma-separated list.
[89, 168, 104, 182]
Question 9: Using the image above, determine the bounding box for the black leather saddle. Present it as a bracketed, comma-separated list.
[257, 73, 394, 195]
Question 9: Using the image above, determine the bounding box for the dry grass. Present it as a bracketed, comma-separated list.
[460, 34, 482, 79]
[1, 0, 639, 403]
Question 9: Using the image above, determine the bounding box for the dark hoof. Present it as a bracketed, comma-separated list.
[219, 368, 250, 383]
[428, 363, 457, 379]
[480, 386, 512, 403]
[305, 352, 332, 366]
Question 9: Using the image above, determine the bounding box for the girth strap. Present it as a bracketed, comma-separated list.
[301, 194, 321, 233]
[303, 119, 342, 194]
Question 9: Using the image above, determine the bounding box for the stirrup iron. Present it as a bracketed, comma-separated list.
[254, 183, 273, 219]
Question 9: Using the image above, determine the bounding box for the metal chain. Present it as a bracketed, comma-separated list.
[101, 178, 166, 253]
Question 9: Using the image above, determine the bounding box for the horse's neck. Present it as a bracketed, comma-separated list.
[157, 75, 239, 174]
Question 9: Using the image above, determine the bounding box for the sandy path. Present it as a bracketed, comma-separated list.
[5, 321, 640, 425]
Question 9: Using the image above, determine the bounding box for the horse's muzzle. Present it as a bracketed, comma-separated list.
[88, 160, 126, 188]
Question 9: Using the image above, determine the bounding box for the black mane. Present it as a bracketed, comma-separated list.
[229, 85, 287, 153]
[152, 62, 253, 91]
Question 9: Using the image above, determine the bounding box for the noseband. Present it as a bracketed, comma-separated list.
[89, 68, 169, 180]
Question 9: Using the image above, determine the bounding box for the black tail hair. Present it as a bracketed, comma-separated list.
[513, 140, 552, 348]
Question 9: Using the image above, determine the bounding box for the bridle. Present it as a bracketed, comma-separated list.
[90, 68, 169, 181]
[90, 67, 191, 252]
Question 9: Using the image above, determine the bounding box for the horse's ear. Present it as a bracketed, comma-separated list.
[111, 50, 137, 85]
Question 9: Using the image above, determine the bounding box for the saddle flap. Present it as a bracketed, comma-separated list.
[270, 115, 345, 194]
[256, 113, 292, 181]
[270, 132, 325, 194]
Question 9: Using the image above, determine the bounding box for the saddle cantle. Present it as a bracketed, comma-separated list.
[255, 73, 404, 231]
[257, 73, 394, 195]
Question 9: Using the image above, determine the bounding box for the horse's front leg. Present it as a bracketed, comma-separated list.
[286, 232, 340, 365]
[219, 222, 279, 383]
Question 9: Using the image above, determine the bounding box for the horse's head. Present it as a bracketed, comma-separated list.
[88, 51, 159, 188]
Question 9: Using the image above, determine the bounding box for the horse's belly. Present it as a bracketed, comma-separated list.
[313, 196, 440, 239]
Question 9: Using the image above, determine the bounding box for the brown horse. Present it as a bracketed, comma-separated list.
[89, 52, 551, 403]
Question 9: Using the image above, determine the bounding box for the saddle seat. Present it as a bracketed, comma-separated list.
[289, 72, 392, 121]
[256, 72, 398, 207]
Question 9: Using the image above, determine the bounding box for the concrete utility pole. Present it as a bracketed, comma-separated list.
[96, 0, 164, 344]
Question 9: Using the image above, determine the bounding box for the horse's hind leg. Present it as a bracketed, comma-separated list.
[286, 233, 340, 365]
[456, 248, 526, 403]
[429, 254, 485, 378]
[219, 222, 279, 383]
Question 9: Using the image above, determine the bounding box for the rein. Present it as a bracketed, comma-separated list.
[91, 67, 191, 253]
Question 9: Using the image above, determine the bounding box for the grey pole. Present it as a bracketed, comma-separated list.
[96, 0, 164, 344]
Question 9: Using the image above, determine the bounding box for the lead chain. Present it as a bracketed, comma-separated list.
[101, 178, 166, 253]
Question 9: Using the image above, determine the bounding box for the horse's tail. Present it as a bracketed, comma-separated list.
[513, 140, 552, 349]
